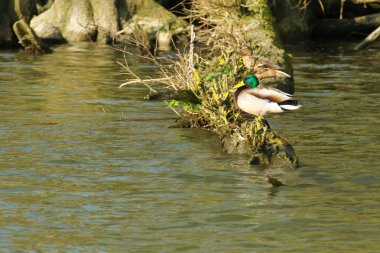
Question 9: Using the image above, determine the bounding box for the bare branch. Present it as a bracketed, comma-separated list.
[354, 25, 380, 50]
[119, 77, 173, 88]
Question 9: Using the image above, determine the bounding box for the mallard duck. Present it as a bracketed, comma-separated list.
[233, 74, 301, 116]
[241, 47, 291, 79]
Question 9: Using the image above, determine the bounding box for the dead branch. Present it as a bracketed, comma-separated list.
[351, 0, 380, 3]
[116, 60, 157, 92]
[354, 25, 380, 50]
[119, 77, 172, 88]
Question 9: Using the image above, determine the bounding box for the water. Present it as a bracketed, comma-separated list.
[0, 42, 379, 252]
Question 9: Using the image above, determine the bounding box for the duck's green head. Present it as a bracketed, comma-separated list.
[231, 74, 259, 91]
[243, 74, 259, 88]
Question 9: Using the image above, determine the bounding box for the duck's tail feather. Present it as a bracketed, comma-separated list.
[278, 100, 301, 111]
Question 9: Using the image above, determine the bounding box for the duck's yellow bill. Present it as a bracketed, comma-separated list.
[231, 81, 245, 90]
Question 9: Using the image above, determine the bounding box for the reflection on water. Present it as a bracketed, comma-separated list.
[0, 42, 379, 252]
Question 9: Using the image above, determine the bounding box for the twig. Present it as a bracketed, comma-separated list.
[317, 0, 325, 16]
[354, 25, 380, 50]
[116, 59, 157, 92]
[351, 0, 380, 3]
[119, 77, 172, 88]
[188, 25, 195, 87]
[340, 0, 345, 19]
[165, 101, 181, 116]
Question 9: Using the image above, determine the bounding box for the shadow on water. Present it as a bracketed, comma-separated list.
[0, 41, 379, 252]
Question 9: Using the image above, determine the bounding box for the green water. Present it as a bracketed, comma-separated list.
[0, 42, 379, 252]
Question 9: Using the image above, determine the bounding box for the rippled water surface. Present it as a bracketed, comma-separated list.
[0, 42, 379, 252]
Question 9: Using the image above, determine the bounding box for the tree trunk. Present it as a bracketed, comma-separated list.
[188, 0, 299, 167]
[30, 0, 97, 43]
[117, 0, 188, 49]
[29, 0, 188, 46]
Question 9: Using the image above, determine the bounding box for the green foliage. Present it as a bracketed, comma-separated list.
[169, 46, 272, 153]
[188, 49, 243, 129]
[369, 3, 380, 9]
[168, 99, 201, 111]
